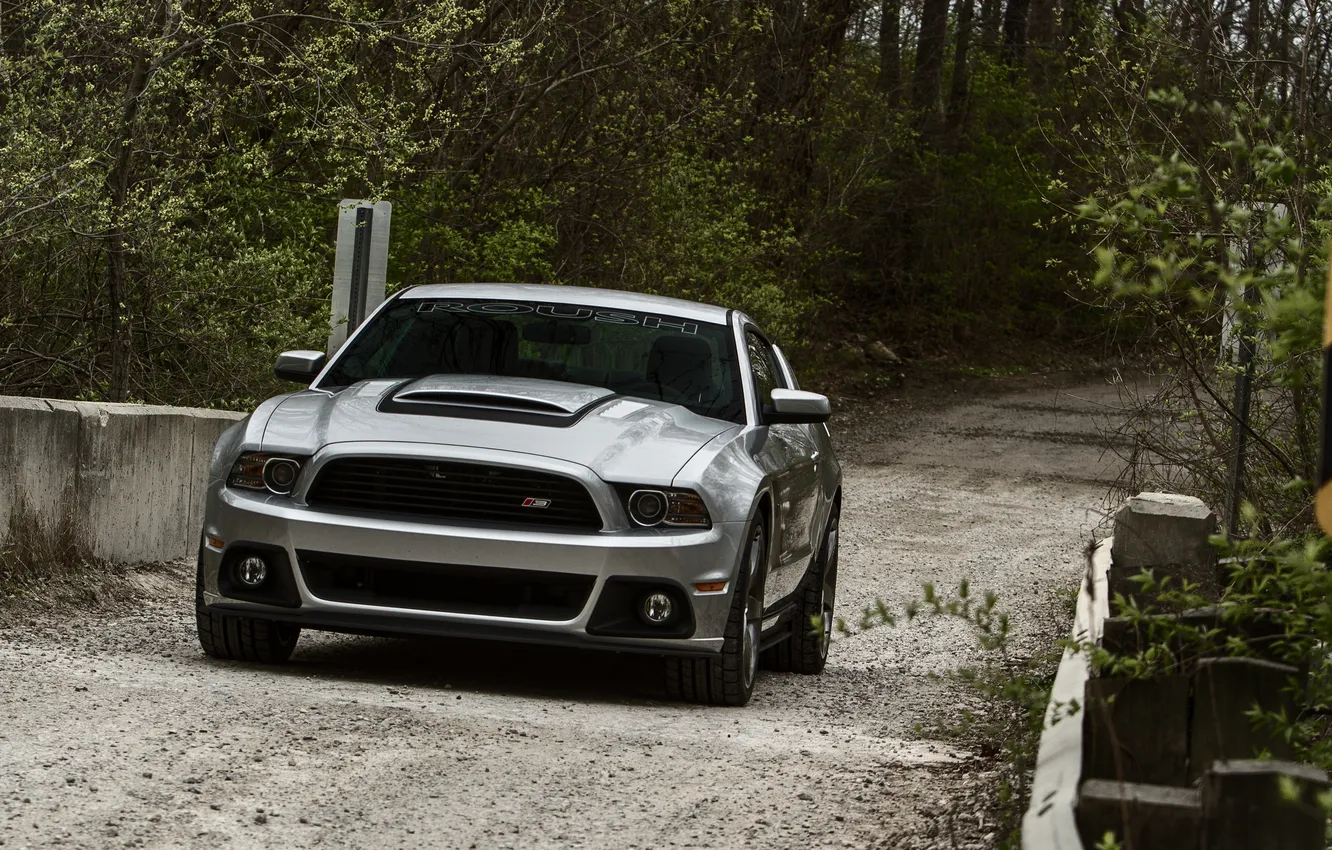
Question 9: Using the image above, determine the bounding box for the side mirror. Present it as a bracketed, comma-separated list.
[765, 389, 831, 425]
[274, 350, 327, 384]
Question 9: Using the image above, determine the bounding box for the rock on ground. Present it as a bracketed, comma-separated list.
[0, 373, 1131, 849]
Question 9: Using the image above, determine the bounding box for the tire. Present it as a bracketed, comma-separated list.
[764, 506, 839, 674]
[195, 548, 300, 663]
[196, 607, 301, 663]
[664, 518, 767, 706]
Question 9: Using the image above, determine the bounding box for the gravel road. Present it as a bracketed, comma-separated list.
[0, 374, 1130, 850]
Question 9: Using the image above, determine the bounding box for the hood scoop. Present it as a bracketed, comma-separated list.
[395, 390, 573, 416]
[378, 374, 616, 427]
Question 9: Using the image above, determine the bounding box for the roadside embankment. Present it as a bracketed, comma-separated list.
[0, 396, 243, 564]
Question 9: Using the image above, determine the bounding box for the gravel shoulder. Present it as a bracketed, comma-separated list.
[0, 373, 1131, 849]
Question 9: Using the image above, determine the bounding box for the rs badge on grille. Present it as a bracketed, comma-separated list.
[521, 498, 552, 508]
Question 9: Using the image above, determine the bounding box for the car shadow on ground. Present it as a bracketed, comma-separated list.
[242, 630, 676, 705]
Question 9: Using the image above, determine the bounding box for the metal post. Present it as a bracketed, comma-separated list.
[1226, 284, 1258, 536]
[348, 207, 374, 330]
[328, 199, 392, 355]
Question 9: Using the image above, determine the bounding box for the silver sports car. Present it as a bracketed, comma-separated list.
[196, 284, 842, 705]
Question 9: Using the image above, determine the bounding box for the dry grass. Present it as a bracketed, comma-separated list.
[0, 493, 88, 589]
[0, 493, 183, 625]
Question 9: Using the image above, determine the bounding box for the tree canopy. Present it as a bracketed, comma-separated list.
[1, 0, 1330, 411]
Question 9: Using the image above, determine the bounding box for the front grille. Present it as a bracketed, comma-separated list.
[305, 457, 603, 530]
[298, 551, 594, 620]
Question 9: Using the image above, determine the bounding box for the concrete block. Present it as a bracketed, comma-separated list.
[1077, 779, 1200, 850]
[1083, 675, 1191, 785]
[1, 396, 245, 564]
[1190, 657, 1299, 779]
[1111, 492, 1219, 603]
[51, 402, 196, 563]
[1201, 760, 1328, 850]
[43, 400, 245, 563]
[0, 397, 80, 540]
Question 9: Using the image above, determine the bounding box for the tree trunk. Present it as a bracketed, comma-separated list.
[1243, 0, 1266, 96]
[1026, 0, 1057, 50]
[879, 0, 902, 102]
[1001, 0, 1031, 63]
[1063, 0, 1091, 55]
[912, 0, 950, 122]
[1113, 0, 1146, 55]
[1244, 0, 1264, 56]
[947, 0, 976, 129]
[1274, 0, 1296, 108]
[979, 0, 1004, 50]
[750, 0, 856, 226]
[1191, 0, 1217, 103]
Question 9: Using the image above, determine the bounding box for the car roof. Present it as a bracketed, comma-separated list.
[399, 283, 732, 325]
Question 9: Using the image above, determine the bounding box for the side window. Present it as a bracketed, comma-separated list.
[745, 330, 785, 410]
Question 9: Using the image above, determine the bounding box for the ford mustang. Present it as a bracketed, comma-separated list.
[195, 284, 842, 705]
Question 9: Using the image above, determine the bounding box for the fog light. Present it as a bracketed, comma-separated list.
[642, 592, 674, 624]
[236, 556, 268, 587]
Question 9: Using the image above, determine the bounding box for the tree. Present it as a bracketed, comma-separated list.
[947, 0, 977, 128]
[880, 0, 903, 101]
[912, 0, 951, 121]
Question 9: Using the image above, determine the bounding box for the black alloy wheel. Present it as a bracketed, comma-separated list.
[665, 517, 768, 706]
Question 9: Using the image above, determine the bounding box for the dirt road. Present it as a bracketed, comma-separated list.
[0, 374, 1129, 849]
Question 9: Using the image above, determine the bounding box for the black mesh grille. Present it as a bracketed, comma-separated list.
[306, 457, 603, 530]
[297, 551, 595, 620]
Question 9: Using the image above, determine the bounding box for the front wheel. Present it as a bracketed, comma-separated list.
[196, 608, 301, 663]
[664, 519, 767, 706]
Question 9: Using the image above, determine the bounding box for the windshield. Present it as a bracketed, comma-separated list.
[320, 298, 745, 423]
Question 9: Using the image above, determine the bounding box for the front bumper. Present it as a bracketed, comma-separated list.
[199, 485, 746, 656]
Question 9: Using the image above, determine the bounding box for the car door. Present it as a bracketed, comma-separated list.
[771, 343, 826, 569]
[744, 329, 819, 609]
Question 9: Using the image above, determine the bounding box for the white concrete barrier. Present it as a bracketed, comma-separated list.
[1022, 537, 1111, 850]
[0, 396, 245, 563]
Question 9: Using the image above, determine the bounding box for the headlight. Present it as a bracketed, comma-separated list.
[227, 453, 306, 496]
[619, 486, 711, 528]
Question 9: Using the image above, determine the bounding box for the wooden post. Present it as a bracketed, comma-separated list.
[1189, 658, 1299, 780]
[1077, 779, 1200, 850]
[1083, 676, 1190, 785]
[1201, 761, 1328, 850]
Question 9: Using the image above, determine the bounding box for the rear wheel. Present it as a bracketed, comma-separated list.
[665, 518, 767, 706]
[764, 507, 839, 674]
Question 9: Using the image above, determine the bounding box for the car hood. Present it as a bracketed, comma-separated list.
[258, 375, 740, 485]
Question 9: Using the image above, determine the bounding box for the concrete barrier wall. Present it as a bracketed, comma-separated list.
[0, 396, 245, 563]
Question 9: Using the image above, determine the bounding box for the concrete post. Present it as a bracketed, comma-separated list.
[1110, 493, 1219, 603]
